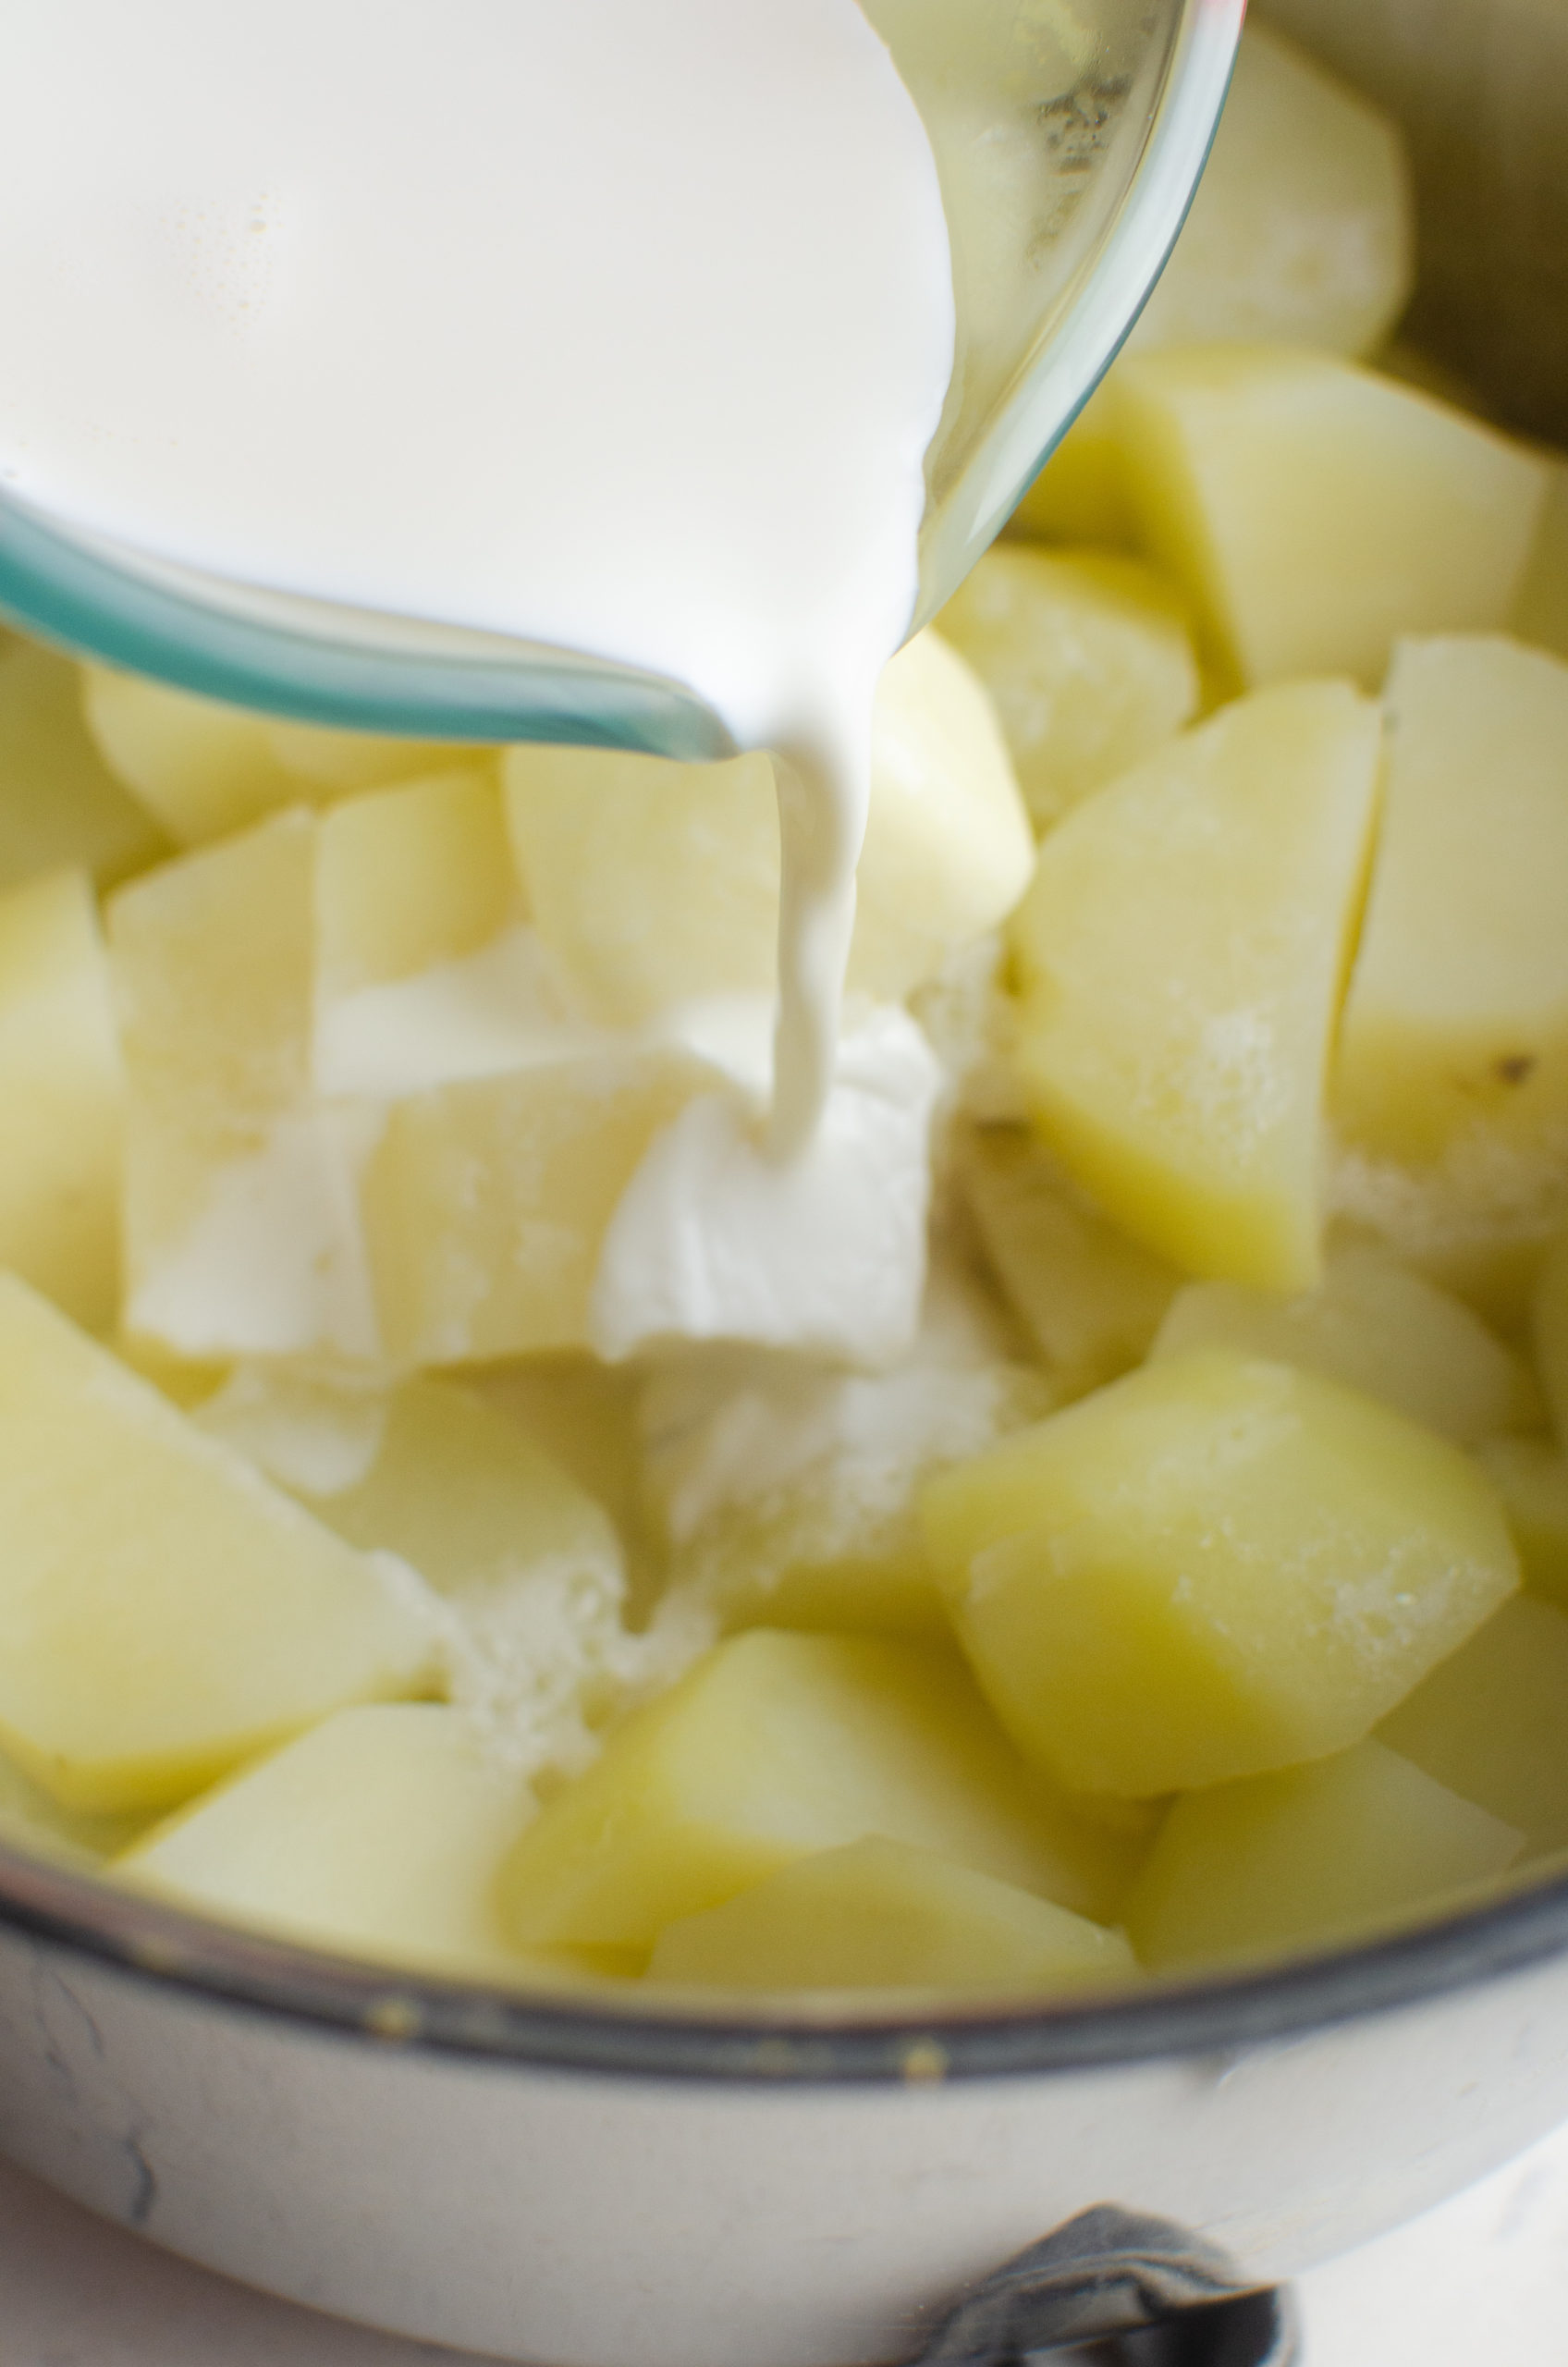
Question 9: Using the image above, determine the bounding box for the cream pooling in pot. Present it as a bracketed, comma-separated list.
[0, 0, 956, 1173]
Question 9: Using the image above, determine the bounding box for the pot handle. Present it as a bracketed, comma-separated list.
[909, 2205, 1299, 2365]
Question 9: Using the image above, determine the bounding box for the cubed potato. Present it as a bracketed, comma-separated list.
[645, 1835, 1137, 1995]
[313, 765, 519, 1002]
[935, 546, 1201, 833]
[1335, 637, 1568, 1170]
[847, 629, 1033, 998]
[958, 1125, 1180, 1394]
[1114, 350, 1548, 688]
[1131, 26, 1413, 361]
[1010, 681, 1382, 1291]
[83, 667, 481, 846]
[1329, 1137, 1563, 1343]
[1537, 1229, 1568, 1446]
[82, 667, 307, 846]
[1477, 1436, 1568, 1609]
[1378, 1596, 1568, 1860]
[198, 1369, 631, 1781]
[502, 632, 1031, 1019]
[1010, 383, 1135, 548]
[641, 1322, 1051, 1640]
[1122, 1740, 1521, 1972]
[1151, 1241, 1537, 1446]
[119, 1705, 536, 1978]
[108, 809, 380, 1362]
[359, 1049, 713, 1366]
[0, 642, 165, 891]
[504, 742, 778, 1024]
[0, 1275, 434, 1811]
[1009, 27, 1413, 553]
[0, 1749, 149, 1869]
[0, 867, 124, 1331]
[922, 1346, 1519, 1797]
[1513, 456, 1568, 664]
[499, 1631, 1145, 1950]
[264, 721, 485, 793]
[477, 1353, 647, 1561]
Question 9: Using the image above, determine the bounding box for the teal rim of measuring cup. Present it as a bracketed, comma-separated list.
[0, 491, 735, 756]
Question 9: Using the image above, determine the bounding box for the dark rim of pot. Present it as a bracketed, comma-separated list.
[1, 1839, 1566, 2085]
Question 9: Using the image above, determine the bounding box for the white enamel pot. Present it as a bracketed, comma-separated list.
[5, 2, 1568, 2361]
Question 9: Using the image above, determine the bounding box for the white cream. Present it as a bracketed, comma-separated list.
[0, 0, 957, 1157]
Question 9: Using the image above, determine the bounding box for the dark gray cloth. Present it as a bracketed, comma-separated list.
[911, 2205, 1300, 2366]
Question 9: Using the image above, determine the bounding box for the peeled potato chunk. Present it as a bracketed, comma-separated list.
[1151, 1240, 1537, 1447]
[1336, 637, 1568, 1170]
[0, 1276, 433, 1812]
[502, 631, 1031, 1019]
[199, 1368, 631, 1783]
[645, 1836, 1136, 1996]
[0, 641, 165, 891]
[82, 667, 308, 847]
[1131, 26, 1413, 361]
[1114, 349, 1548, 689]
[498, 1631, 1145, 1952]
[1378, 1596, 1568, 1861]
[359, 1048, 713, 1366]
[935, 546, 1200, 833]
[0, 867, 124, 1331]
[108, 809, 378, 1362]
[1011, 26, 1413, 548]
[1010, 681, 1382, 1291]
[314, 765, 518, 1003]
[119, 1705, 535, 1977]
[1478, 1436, 1568, 1609]
[922, 1346, 1518, 1798]
[1537, 1230, 1568, 1446]
[1122, 1740, 1521, 1972]
[848, 629, 1034, 997]
[83, 666, 479, 847]
[958, 1125, 1180, 1396]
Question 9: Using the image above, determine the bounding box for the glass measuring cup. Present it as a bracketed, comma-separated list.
[0, 0, 1243, 760]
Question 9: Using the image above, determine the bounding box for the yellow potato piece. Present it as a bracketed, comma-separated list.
[0, 1275, 434, 1812]
[0, 867, 124, 1331]
[646, 1836, 1137, 1996]
[503, 632, 1031, 1019]
[958, 1125, 1180, 1395]
[108, 809, 377, 1362]
[1010, 25, 1413, 549]
[922, 1346, 1518, 1798]
[1476, 1436, 1568, 1611]
[499, 1631, 1145, 1951]
[0, 642, 165, 891]
[359, 1048, 712, 1366]
[1010, 383, 1134, 548]
[1114, 349, 1547, 689]
[1151, 1240, 1537, 1447]
[848, 630, 1033, 999]
[83, 666, 483, 847]
[1378, 1596, 1568, 1861]
[314, 764, 519, 1001]
[1131, 25, 1413, 360]
[82, 666, 307, 847]
[1010, 680, 1382, 1291]
[1336, 636, 1568, 1170]
[1123, 1740, 1521, 1973]
[120, 1705, 535, 1978]
[936, 546, 1200, 834]
[1537, 1229, 1568, 1446]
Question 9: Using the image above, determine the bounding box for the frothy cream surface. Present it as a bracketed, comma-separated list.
[0, 0, 956, 1152]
